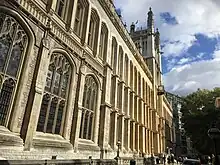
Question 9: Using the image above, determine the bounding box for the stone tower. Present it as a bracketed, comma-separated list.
[130, 7, 165, 154]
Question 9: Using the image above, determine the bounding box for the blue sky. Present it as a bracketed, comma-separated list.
[114, 0, 220, 96]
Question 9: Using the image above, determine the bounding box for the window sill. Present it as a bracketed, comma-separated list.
[33, 132, 72, 149]
[78, 138, 100, 151]
[0, 126, 23, 147]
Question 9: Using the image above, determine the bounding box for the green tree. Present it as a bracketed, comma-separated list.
[181, 88, 220, 155]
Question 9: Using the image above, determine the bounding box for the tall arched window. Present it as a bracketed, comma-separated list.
[55, 0, 69, 20]
[0, 13, 28, 126]
[98, 23, 108, 61]
[74, 0, 89, 39]
[37, 53, 71, 135]
[88, 9, 100, 55]
[79, 75, 98, 140]
[111, 37, 117, 74]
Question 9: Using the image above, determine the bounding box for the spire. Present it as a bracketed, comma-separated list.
[147, 7, 154, 32]
[155, 28, 160, 53]
[130, 22, 135, 34]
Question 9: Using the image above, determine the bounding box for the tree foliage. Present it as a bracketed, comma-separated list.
[181, 88, 220, 155]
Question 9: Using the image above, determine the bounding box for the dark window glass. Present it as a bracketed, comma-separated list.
[37, 53, 71, 135]
[0, 13, 27, 126]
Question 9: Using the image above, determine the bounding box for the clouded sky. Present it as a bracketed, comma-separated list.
[114, 0, 220, 96]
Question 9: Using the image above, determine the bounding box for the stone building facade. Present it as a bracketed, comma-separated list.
[0, 0, 173, 160]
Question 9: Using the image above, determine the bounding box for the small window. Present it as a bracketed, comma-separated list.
[74, 2, 83, 36]
[87, 9, 100, 54]
[98, 23, 108, 60]
[56, 0, 68, 20]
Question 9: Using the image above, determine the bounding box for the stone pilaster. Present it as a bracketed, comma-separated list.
[84, 5, 92, 46]
[95, 20, 102, 57]
[94, 88, 102, 144]
[99, 63, 112, 158]
[21, 35, 51, 150]
[70, 59, 87, 151]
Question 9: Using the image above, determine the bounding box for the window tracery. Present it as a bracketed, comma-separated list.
[0, 13, 28, 126]
[37, 53, 71, 135]
[79, 75, 98, 140]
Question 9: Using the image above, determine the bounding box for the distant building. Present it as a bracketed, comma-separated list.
[165, 92, 193, 156]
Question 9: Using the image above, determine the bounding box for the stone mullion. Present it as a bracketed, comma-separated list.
[95, 21, 102, 57]
[70, 60, 86, 151]
[93, 88, 102, 144]
[84, 5, 92, 47]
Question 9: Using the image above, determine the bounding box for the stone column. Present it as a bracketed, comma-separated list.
[94, 88, 102, 144]
[95, 21, 102, 57]
[84, 5, 92, 46]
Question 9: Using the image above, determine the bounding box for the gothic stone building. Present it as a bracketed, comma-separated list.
[0, 0, 173, 160]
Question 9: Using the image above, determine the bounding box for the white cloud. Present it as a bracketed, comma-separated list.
[115, 0, 220, 57]
[163, 49, 220, 96]
[115, 0, 220, 95]
[177, 58, 190, 65]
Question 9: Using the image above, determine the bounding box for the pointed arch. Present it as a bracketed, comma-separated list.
[37, 49, 76, 135]
[88, 8, 100, 54]
[98, 22, 108, 61]
[79, 74, 99, 140]
[0, 6, 35, 127]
